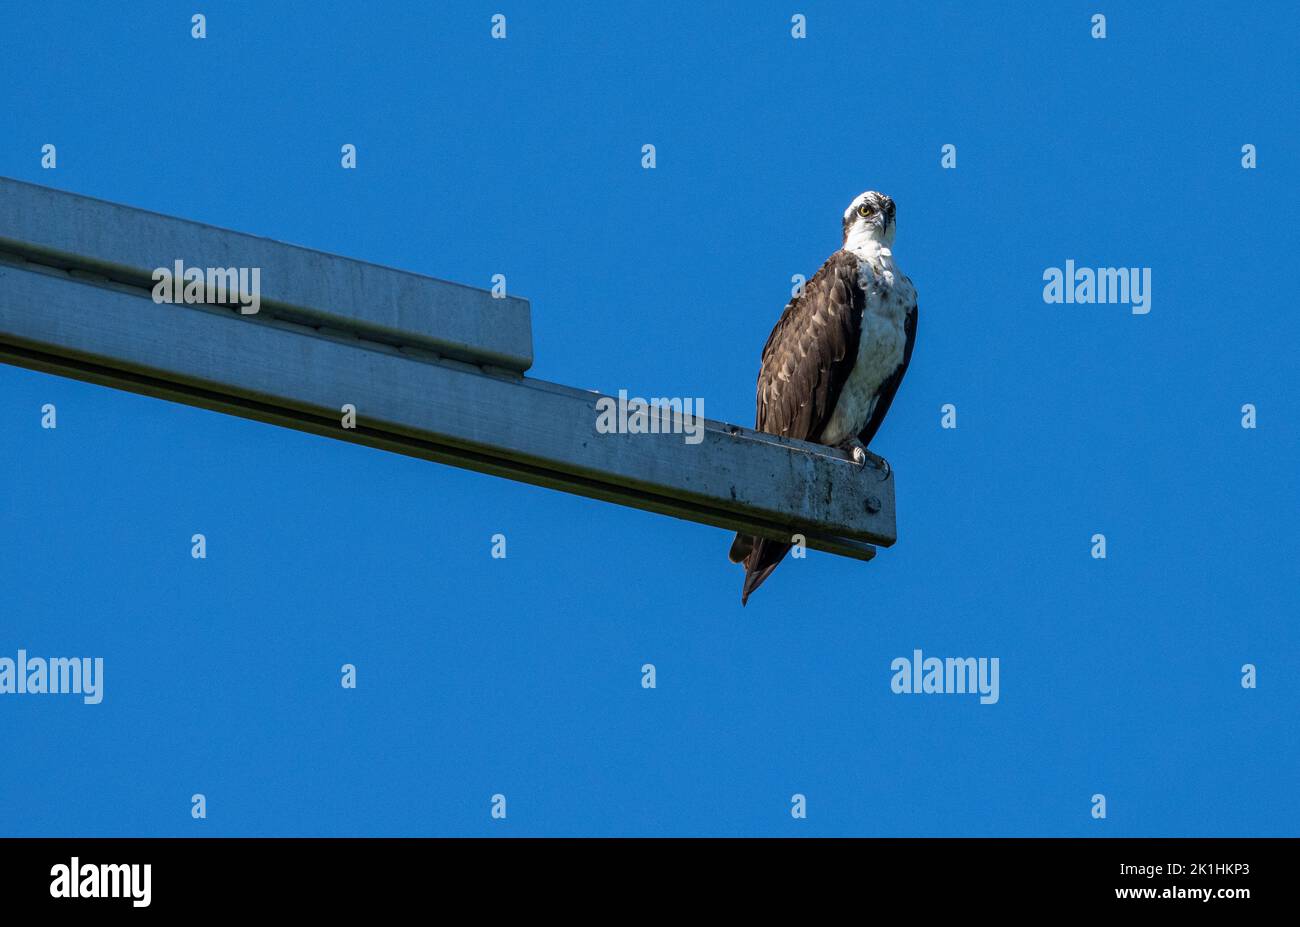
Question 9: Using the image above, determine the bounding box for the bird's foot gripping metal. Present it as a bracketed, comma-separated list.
[842, 438, 891, 481]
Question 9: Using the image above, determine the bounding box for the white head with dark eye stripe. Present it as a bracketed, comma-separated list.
[841, 190, 896, 251]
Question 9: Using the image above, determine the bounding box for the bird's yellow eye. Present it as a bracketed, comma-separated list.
[857, 204, 872, 218]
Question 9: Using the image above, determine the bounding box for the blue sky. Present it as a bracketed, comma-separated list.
[1, 1, 1296, 836]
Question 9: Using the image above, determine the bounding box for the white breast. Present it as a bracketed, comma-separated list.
[819, 246, 913, 447]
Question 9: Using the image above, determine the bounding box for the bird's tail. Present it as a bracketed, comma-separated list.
[730, 534, 792, 606]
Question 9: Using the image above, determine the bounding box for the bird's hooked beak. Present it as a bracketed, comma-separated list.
[877, 196, 897, 242]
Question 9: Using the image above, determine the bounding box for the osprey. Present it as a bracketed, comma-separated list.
[730, 191, 918, 605]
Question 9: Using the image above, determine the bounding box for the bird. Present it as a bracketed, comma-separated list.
[730, 191, 918, 605]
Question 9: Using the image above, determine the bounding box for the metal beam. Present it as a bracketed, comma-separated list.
[0, 177, 533, 373]
[0, 178, 896, 559]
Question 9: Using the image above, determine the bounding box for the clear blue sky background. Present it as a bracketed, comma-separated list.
[1, 1, 1296, 836]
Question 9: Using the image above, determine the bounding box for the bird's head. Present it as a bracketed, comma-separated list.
[841, 191, 896, 249]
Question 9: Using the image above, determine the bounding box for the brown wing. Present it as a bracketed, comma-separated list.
[732, 250, 866, 604]
[755, 250, 865, 442]
[857, 287, 917, 447]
